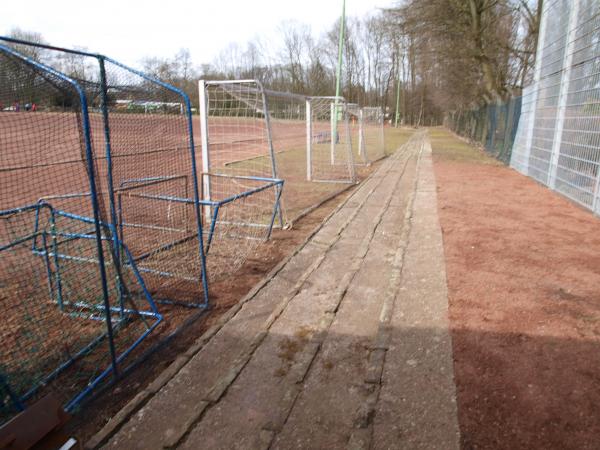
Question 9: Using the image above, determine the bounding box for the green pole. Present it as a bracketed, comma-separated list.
[394, 52, 402, 128]
[335, 0, 346, 102]
[333, 0, 346, 143]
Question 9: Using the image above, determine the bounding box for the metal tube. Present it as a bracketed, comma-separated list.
[257, 80, 285, 228]
[266, 181, 284, 240]
[358, 108, 365, 159]
[205, 205, 220, 253]
[306, 99, 312, 181]
[199, 80, 212, 226]
[333, 0, 346, 143]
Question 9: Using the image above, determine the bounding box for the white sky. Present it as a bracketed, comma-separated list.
[1, 0, 395, 67]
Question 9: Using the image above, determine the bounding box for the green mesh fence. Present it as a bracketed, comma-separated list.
[446, 96, 522, 164]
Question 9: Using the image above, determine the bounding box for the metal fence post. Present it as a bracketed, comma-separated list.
[593, 170, 600, 215]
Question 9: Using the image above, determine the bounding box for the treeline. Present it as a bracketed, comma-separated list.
[6, 1, 541, 125]
[141, 0, 541, 125]
[139, 14, 399, 117]
[393, 0, 542, 124]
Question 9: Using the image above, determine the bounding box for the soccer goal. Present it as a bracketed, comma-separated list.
[345, 103, 368, 165]
[4, 38, 213, 308]
[197, 80, 284, 275]
[0, 40, 163, 422]
[362, 106, 386, 162]
[199, 81, 360, 225]
[305, 96, 356, 183]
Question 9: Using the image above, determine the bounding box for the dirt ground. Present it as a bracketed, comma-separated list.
[431, 128, 600, 449]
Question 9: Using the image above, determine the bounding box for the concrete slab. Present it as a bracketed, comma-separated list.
[372, 138, 461, 450]
[97, 132, 460, 450]
[271, 155, 419, 450]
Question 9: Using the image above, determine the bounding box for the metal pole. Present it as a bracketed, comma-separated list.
[333, 0, 346, 151]
[358, 108, 364, 159]
[331, 102, 336, 165]
[258, 81, 285, 228]
[97, 57, 128, 317]
[344, 107, 357, 183]
[198, 80, 211, 224]
[306, 99, 312, 181]
[394, 58, 402, 127]
[380, 107, 385, 155]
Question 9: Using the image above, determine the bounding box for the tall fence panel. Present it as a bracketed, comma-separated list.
[510, 0, 600, 215]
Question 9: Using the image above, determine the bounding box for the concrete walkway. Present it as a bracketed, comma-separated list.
[89, 131, 460, 450]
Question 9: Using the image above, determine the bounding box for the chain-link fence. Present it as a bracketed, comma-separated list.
[510, 0, 600, 215]
[446, 96, 522, 164]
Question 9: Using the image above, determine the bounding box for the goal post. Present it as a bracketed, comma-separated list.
[200, 81, 365, 226]
[306, 96, 356, 183]
[197, 79, 285, 269]
[0, 40, 165, 421]
[345, 103, 369, 165]
[362, 106, 386, 162]
[306, 98, 312, 181]
[198, 79, 212, 224]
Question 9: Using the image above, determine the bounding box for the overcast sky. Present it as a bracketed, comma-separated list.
[2, 0, 395, 67]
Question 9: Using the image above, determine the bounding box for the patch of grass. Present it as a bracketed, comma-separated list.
[428, 127, 501, 165]
[384, 127, 415, 155]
